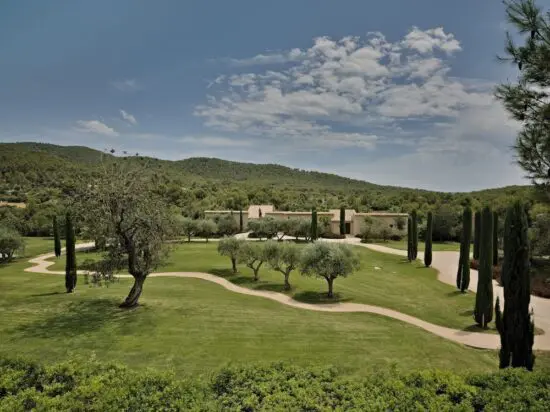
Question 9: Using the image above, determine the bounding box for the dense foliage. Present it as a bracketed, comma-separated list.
[0, 143, 536, 239]
[457, 207, 472, 293]
[1, 357, 550, 411]
[0, 226, 24, 262]
[424, 211, 433, 267]
[64, 212, 77, 293]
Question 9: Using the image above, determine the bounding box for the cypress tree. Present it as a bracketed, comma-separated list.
[457, 207, 472, 292]
[473, 211, 481, 260]
[53, 216, 61, 258]
[407, 216, 413, 261]
[339, 207, 346, 235]
[310, 208, 318, 242]
[492, 211, 499, 266]
[239, 209, 244, 233]
[424, 211, 433, 267]
[474, 206, 493, 328]
[65, 212, 77, 293]
[495, 201, 535, 370]
[411, 210, 418, 260]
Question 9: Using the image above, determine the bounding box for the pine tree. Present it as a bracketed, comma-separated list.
[239, 209, 244, 233]
[473, 211, 481, 260]
[53, 216, 61, 258]
[424, 211, 433, 267]
[495, 201, 535, 370]
[474, 206, 493, 328]
[310, 208, 318, 242]
[65, 212, 77, 293]
[339, 207, 346, 235]
[407, 216, 413, 261]
[493, 211, 499, 266]
[457, 207, 472, 292]
[411, 210, 418, 260]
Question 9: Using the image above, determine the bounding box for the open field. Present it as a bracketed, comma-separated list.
[46, 242, 490, 332]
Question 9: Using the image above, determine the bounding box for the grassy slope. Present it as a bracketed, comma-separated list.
[49, 242, 483, 331]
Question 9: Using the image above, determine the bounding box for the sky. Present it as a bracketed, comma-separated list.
[1, 0, 547, 192]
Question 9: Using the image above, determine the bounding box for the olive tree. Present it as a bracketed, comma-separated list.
[300, 242, 360, 298]
[75, 159, 174, 308]
[264, 241, 301, 290]
[178, 216, 196, 242]
[238, 242, 266, 281]
[217, 237, 243, 273]
[0, 226, 25, 262]
[198, 219, 217, 242]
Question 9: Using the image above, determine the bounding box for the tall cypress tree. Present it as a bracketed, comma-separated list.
[495, 201, 535, 370]
[457, 207, 472, 292]
[474, 206, 493, 328]
[492, 211, 499, 266]
[239, 209, 244, 233]
[339, 207, 346, 235]
[473, 211, 481, 260]
[53, 216, 61, 258]
[65, 212, 77, 293]
[424, 211, 433, 267]
[310, 208, 318, 242]
[411, 210, 418, 260]
[407, 216, 413, 261]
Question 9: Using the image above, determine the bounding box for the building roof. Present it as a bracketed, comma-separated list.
[247, 204, 274, 219]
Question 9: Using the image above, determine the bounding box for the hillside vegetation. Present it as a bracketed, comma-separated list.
[0, 142, 536, 236]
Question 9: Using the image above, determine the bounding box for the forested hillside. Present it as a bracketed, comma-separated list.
[0, 142, 538, 236]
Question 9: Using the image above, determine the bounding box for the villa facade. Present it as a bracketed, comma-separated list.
[204, 205, 408, 236]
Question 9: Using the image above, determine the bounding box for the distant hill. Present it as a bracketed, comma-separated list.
[0, 142, 535, 215]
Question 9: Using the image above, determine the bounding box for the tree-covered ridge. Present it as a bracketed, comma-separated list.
[0, 142, 537, 237]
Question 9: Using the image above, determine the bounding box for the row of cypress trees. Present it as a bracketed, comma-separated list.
[456, 202, 535, 370]
[52, 213, 77, 293]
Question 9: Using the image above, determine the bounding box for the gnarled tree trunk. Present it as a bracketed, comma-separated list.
[120, 275, 146, 308]
[326, 277, 334, 298]
[231, 258, 237, 274]
[284, 272, 291, 290]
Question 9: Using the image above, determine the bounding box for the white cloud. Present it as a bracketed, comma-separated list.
[112, 79, 141, 92]
[228, 48, 306, 66]
[120, 109, 137, 125]
[74, 120, 119, 137]
[179, 136, 253, 147]
[401, 27, 461, 54]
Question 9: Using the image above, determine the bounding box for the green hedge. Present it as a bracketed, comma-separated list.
[1, 357, 549, 411]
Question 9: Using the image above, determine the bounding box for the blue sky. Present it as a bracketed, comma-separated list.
[1, 0, 546, 191]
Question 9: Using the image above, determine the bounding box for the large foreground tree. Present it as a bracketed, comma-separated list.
[496, 0, 550, 196]
[76, 159, 174, 308]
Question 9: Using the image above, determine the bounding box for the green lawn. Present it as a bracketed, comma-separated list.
[0, 258, 538, 379]
[371, 239, 461, 252]
[21, 237, 55, 258]
[48, 242, 486, 331]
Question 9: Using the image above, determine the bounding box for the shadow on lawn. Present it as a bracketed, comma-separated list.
[15, 298, 150, 339]
[293, 291, 352, 305]
[209, 268, 289, 293]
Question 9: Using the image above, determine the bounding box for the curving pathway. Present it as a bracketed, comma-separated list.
[24, 240, 550, 351]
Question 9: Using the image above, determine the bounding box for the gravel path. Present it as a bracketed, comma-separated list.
[24, 240, 550, 350]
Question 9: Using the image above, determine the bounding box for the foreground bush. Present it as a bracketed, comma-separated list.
[2, 357, 550, 411]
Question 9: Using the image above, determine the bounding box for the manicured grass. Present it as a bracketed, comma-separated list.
[0, 258, 539, 379]
[21, 237, 55, 258]
[48, 242, 484, 331]
[371, 239, 461, 252]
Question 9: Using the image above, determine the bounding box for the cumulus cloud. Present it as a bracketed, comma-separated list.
[120, 109, 137, 125]
[228, 48, 306, 66]
[196, 26, 516, 154]
[75, 120, 119, 136]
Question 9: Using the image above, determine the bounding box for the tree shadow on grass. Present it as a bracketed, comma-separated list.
[209, 268, 289, 294]
[462, 324, 498, 334]
[446, 290, 464, 297]
[15, 298, 151, 339]
[29, 291, 63, 297]
[459, 309, 474, 317]
[293, 291, 352, 305]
